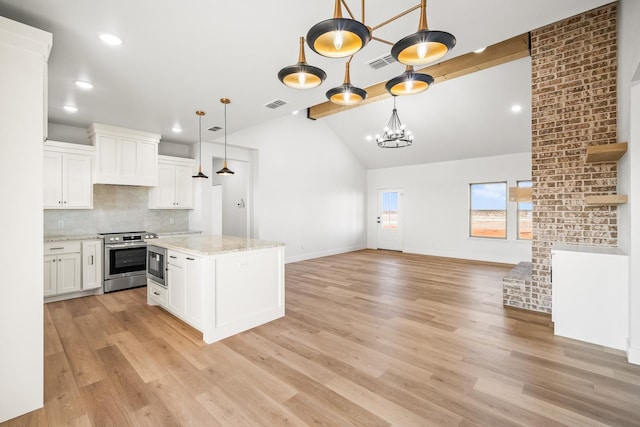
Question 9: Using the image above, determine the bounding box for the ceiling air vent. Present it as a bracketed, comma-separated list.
[367, 54, 396, 70]
[265, 99, 287, 109]
[208, 125, 222, 132]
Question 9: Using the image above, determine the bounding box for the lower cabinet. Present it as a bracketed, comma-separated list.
[44, 239, 103, 299]
[164, 250, 203, 329]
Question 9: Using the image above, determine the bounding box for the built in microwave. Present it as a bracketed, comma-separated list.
[146, 245, 167, 287]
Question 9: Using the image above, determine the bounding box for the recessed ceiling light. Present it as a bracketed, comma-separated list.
[63, 105, 78, 113]
[75, 80, 93, 90]
[511, 104, 523, 113]
[99, 33, 122, 46]
[474, 47, 486, 53]
[365, 135, 373, 141]
[172, 127, 182, 133]
[292, 110, 299, 115]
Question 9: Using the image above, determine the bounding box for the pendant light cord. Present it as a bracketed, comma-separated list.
[199, 114, 202, 162]
[224, 102, 227, 161]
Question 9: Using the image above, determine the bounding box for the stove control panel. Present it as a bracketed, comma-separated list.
[144, 233, 158, 240]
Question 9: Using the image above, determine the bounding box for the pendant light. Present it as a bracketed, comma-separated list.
[391, 0, 456, 66]
[376, 96, 414, 148]
[385, 65, 434, 96]
[216, 98, 234, 176]
[326, 60, 367, 105]
[307, 0, 371, 58]
[278, 36, 327, 89]
[192, 110, 208, 179]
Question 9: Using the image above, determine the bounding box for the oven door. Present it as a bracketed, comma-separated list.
[146, 245, 166, 287]
[104, 242, 147, 280]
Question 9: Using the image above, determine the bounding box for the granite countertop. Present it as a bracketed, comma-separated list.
[44, 234, 102, 242]
[156, 230, 202, 238]
[149, 234, 284, 256]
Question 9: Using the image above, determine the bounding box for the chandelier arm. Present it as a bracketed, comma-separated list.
[341, 0, 355, 20]
[371, 36, 394, 46]
[370, 4, 420, 32]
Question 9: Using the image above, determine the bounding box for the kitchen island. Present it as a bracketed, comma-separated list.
[147, 235, 285, 344]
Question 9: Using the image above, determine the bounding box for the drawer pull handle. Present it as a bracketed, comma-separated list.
[187, 257, 195, 261]
[49, 247, 64, 250]
[90, 255, 94, 265]
[153, 291, 160, 296]
[169, 255, 177, 259]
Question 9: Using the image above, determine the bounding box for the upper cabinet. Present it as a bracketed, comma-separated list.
[149, 156, 195, 209]
[88, 123, 160, 186]
[43, 140, 93, 209]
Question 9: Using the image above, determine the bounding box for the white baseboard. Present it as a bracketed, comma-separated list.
[628, 340, 640, 365]
[285, 245, 366, 264]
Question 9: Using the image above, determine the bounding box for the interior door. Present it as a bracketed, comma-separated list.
[377, 188, 404, 251]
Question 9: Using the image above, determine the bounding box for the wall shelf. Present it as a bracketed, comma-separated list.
[509, 187, 532, 202]
[584, 194, 628, 205]
[585, 142, 628, 163]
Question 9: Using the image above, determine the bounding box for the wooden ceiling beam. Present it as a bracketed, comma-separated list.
[307, 32, 530, 120]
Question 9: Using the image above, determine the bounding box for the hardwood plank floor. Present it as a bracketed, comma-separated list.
[4, 249, 640, 426]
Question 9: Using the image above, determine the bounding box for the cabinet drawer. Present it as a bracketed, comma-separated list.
[148, 281, 167, 306]
[167, 250, 185, 268]
[45, 241, 81, 254]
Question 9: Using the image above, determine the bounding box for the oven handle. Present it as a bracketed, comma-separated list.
[105, 242, 147, 249]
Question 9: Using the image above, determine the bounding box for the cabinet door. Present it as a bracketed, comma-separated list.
[43, 255, 57, 296]
[154, 164, 176, 208]
[120, 137, 138, 178]
[184, 255, 203, 328]
[63, 154, 92, 208]
[82, 240, 102, 290]
[168, 262, 186, 315]
[57, 253, 82, 294]
[43, 151, 63, 208]
[138, 140, 157, 183]
[96, 135, 118, 178]
[175, 165, 194, 209]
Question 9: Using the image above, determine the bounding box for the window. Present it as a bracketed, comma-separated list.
[517, 180, 532, 240]
[469, 182, 507, 238]
[381, 191, 399, 229]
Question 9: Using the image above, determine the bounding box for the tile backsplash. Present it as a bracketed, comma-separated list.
[44, 185, 189, 235]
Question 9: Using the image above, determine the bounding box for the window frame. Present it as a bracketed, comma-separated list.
[469, 181, 508, 240]
[516, 180, 533, 241]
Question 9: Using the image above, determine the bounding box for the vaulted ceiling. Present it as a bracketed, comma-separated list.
[0, 0, 614, 168]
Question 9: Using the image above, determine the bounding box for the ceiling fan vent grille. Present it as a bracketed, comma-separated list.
[208, 126, 222, 132]
[367, 54, 396, 70]
[265, 99, 287, 109]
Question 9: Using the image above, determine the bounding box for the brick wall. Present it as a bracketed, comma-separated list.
[528, 3, 619, 313]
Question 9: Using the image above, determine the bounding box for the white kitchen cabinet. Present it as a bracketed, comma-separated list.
[149, 156, 195, 209]
[81, 240, 102, 290]
[88, 123, 160, 186]
[43, 141, 93, 209]
[43, 241, 82, 296]
[551, 244, 629, 350]
[163, 250, 203, 329]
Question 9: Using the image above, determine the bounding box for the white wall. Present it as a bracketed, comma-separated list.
[617, 0, 640, 365]
[192, 113, 367, 263]
[0, 17, 51, 423]
[212, 158, 249, 237]
[367, 152, 532, 265]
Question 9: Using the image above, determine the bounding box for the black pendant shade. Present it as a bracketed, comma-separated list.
[216, 98, 235, 176]
[385, 65, 434, 96]
[307, 0, 371, 58]
[391, 30, 456, 66]
[278, 36, 327, 89]
[326, 61, 367, 106]
[192, 110, 208, 179]
[391, 0, 455, 66]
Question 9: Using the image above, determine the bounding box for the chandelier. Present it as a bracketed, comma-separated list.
[277, 0, 454, 105]
[376, 96, 413, 148]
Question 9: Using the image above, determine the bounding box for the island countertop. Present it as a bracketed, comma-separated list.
[148, 234, 284, 256]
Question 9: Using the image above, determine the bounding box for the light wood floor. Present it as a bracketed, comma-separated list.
[4, 249, 640, 426]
